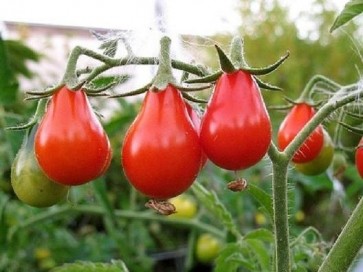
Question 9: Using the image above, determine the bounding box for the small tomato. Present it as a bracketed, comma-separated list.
[195, 233, 222, 264]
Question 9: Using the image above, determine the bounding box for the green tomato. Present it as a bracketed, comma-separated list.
[11, 124, 69, 208]
[195, 233, 222, 263]
[169, 194, 197, 219]
[294, 130, 334, 176]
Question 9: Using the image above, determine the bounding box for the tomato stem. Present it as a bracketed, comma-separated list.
[7, 204, 224, 242]
[151, 36, 176, 91]
[318, 196, 363, 272]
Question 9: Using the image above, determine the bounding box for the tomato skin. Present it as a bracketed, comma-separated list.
[169, 194, 197, 219]
[35, 86, 112, 186]
[294, 130, 334, 176]
[355, 137, 363, 178]
[11, 124, 69, 207]
[195, 233, 222, 263]
[200, 70, 271, 171]
[185, 102, 207, 168]
[277, 103, 324, 163]
[122, 84, 202, 199]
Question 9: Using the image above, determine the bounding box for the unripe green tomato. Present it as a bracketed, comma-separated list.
[294, 130, 334, 176]
[332, 151, 348, 178]
[195, 233, 222, 263]
[169, 194, 197, 219]
[11, 125, 69, 208]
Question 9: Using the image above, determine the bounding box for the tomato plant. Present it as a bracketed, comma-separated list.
[11, 124, 69, 207]
[195, 233, 222, 264]
[169, 194, 197, 219]
[294, 129, 334, 176]
[122, 84, 203, 199]
[277, 103, 324, 163]
[199, 70, 271, 171]
[355, 137, 363, 179]
[34, 86, 112, 186]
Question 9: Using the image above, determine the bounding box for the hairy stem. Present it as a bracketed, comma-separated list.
[318, 196, 363, 272]
[269, 144, 290, 272]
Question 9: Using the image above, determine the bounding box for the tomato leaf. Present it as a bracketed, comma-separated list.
[191, 182, 241, 239]
[330, 0, 363, 32]
[215, 243, 255, 272]
[245, 239, 271, 271]
[244, 228, 274, 242]
[246, 184, 273, 219]
[52, 260, 129, 272]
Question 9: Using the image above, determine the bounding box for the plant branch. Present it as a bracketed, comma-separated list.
[318, 196, 363, 272]
[7, 204, 223, 242]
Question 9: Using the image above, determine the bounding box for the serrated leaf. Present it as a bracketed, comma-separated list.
[246, 184, 273, 219]
[89, 75, 130, 90]
[191, 182, 241, 239]
[245, 239, 271, 271]
[330, 0, 363, 32]
[51, 260, 129, 272]
[215, 243, 255, 272]
[244, 228, 274, 242]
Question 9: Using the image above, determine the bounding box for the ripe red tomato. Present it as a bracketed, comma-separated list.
[185, 102, 207, 168]
[277, 103, 324, 163]
[35, 86, 112, 186]
[355, 137, 363, 178]
[199, 70, 271, 170]
[122, 84, 203, 199]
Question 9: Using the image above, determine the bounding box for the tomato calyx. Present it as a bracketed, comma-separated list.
[145, 199, 176, 216]
[227, 178, 248, 192]
[186, 37, 287, 91]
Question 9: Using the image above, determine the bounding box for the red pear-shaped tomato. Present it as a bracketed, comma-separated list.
[355, 137, 363, 178]
[122, 84, 202, 199]
[277, 103, 323, 163]
[35, 86, 112, 186]
[185, 102, 207, 168]
[200, 70, 271, 171]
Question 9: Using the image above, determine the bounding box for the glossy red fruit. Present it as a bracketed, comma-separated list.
[35, 86, 112, 186]
[185, 102, 207, 168]
[277, 103, 323, 163]
[355, 137, 363, 178]
[122, 84, 203, 199]
[199, 70, 271, 171]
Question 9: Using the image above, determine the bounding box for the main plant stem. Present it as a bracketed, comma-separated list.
[318, 196, 363, 272]
[270, 144, 290, 272]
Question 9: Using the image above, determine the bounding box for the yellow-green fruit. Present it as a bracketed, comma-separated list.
[11, 125, 69, 208]
[294, 130, 334, 176]
[169, 194, 197, 219]
[195, 233, 222, 263]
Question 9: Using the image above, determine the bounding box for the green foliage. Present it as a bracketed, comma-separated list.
[52, 260, 129, 272]
[331, 0, 363, 32]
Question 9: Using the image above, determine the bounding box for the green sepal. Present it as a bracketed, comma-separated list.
[215, 44, 236, 73]
[108, 84, 151, 98]
[181, 92, 208, 103]
[184, 71, 222, 84]
[254, 76, 282, 91]
[6, 99, 48, 131]
[177, 84, 212, 92]
[338, 121, 363, 136]
[241, 51, 290, 75]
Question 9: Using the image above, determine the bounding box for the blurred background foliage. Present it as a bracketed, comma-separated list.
[1, 0, 362, 271]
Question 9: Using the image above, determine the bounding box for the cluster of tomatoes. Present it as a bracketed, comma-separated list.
[10, 65, 362, 209]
